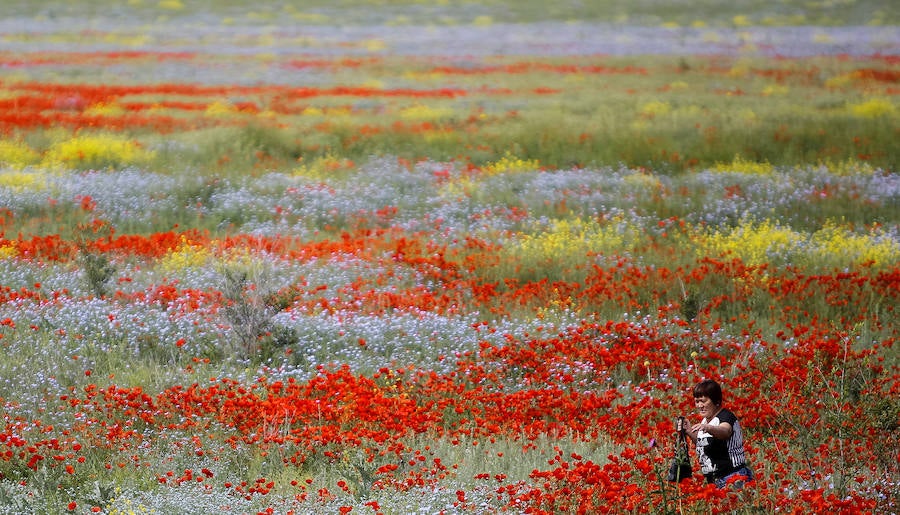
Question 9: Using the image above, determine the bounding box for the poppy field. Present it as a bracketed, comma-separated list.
[0, 1, 898, 513]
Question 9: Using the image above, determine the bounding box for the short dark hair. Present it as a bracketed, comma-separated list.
[693, 379, 723, 406]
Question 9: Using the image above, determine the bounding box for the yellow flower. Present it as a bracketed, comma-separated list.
[727, 63, 750, 78]
[158, 235, 213, 273]
[158, 0, 184, 10]
[0, 140, 40, 169]
[698, 219, 802, 266]
[732, 15, 751, 27]
[849, 98, 895, 118]
[824, 73, 855, 89]
[399, 104, 454, 121]
[363, 39, 387, 52]
[819, 158, 875, 176]
[761, 84, 789, 96]
[515, 215, 643, 263]
[204, 101, 238, 117]
[292, 154, 356, 180]
[623, 172, 662, 190]
[84, 102, 126, 116]
[0, 170, 49, 191]
[712, 155, 773, 175]
[41, 134, 154, 170]
[481, 152, 540, 175]
[473, 15, 493, 26]
[0, 242, 18, 259]
[811, 222, 899, 267]
[638, 100, 671, 118]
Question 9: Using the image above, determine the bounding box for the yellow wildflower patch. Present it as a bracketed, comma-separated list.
[363, 39, 387, 52]
[727, 63, 750, 78]
[219, 247, 270, 279]
[481, 152, 540, 175]
[361, 79, 384, 90]
[0, 140, 40, 169]
[638, 100, 671, 118]
[204, 101, 238, 117]
[290, 12, 330, 23]
[623, 172, 662, 190]
[737, 108, 758, 124]
[696, 219, 899, 269]
[437, 175, 477, 199]
[84, 102, 126, 117]
[399, 104, 455, 121]
[761, 84, 789, 96]
[0, 170, 49, 191]
[41, 134, 155, 170]
[712, 155, 774, 175]
[732, 15, 751, 27]
[422, 130, 458, 144]
[293, 154, 356, 180]
[819, 158, 876, 176]
[158, 236, 213, 273]
[848, 98, 896, 118]
[102, 33, 150, 47]
[811, 222, 900, 267]
[157, 0, 184, 10]
[0, 242, 18, 260]
[515, 216, 644, 262]
[698, 219, 803, 266]
[823, 72, 855, 89]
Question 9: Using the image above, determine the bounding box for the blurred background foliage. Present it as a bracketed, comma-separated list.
[8, 0, 899, 26]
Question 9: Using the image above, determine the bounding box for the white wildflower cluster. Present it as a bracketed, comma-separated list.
[687, 168, 900, 229]
[5, 163, 894, 252]
[56, 168, 180, 221]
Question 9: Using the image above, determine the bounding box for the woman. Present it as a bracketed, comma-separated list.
[681, 379, 754, 489]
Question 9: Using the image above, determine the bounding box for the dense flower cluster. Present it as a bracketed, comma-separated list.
[0, 4, 897, 514]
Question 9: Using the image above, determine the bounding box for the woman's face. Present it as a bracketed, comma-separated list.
[695, 395, 718, 419]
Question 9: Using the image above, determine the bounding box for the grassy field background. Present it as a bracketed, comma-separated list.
[0, 1, 898, 514]
[7, 0, 900, 26]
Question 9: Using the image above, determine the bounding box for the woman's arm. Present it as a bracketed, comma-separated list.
[691, 421, 733, 440]
[686, 427, 698, 444]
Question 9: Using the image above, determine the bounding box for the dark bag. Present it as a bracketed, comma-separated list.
[666, 416, 693, 482]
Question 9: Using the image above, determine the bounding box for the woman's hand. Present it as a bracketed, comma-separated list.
[679, 418, 698, 443]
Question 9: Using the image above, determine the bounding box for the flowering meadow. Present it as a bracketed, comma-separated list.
[1, 1, 899, 513]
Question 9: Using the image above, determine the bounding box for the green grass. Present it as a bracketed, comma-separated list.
[134, 54, 898, 174]
[0, 3, 897, 513]
[10, 0, 899, 26]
